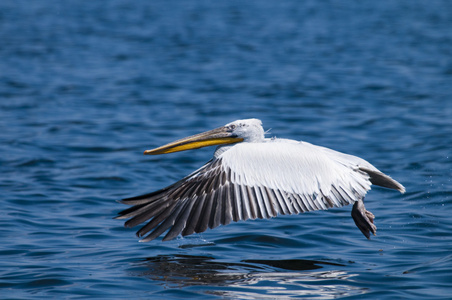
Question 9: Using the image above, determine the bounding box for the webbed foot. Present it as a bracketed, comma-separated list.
[351, 198, 377, 239]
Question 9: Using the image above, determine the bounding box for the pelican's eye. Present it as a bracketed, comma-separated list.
[229, 124, 236, 130]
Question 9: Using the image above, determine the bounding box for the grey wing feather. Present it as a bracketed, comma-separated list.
[116, 154, 403, 242]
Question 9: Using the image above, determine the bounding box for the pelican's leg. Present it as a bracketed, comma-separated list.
[351, 198, 377, 239]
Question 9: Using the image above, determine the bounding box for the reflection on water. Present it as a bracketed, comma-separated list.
[131, 254, 367, 299]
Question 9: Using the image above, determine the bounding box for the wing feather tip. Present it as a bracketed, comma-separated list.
[139, 233, 156, 242]
[162, 234, 178, 242]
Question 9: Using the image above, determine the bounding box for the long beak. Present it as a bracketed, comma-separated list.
[144, 126, 244, 155]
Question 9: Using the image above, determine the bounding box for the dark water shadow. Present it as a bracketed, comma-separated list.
[130, 254, 368, 298]
[242, 258, 344, 271]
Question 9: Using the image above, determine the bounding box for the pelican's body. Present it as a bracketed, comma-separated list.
[117, 119, 405, 242]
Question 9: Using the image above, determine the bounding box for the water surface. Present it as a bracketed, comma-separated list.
[1, 1, 452, 298]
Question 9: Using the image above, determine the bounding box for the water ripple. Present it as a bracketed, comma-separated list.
[1, 0, 452, 299]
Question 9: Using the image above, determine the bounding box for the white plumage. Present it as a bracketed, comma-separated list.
[116, 119, 405, 242]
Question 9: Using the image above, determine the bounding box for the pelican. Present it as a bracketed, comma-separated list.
[116, 119, 405, 242]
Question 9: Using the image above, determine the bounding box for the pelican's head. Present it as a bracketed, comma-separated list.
[144, 118, 264, 155]
[224, 119, 264, 143]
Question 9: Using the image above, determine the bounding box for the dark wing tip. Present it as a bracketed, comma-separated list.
[359, 167, 405, 194]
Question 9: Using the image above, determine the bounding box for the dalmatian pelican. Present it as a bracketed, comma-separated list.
[116, 119, 405, 242]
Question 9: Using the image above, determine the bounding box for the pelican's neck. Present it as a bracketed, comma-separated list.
[241, 125, 265, 143]
[214, 144, 233, 158]
[244, 132, 264, 143]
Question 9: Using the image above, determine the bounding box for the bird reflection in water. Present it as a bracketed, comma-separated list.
[131, 254, 368, 298]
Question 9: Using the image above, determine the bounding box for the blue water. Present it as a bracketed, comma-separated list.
[1, 0, 452, 298]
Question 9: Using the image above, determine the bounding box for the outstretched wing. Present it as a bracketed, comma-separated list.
[116, 141, 399, 242]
